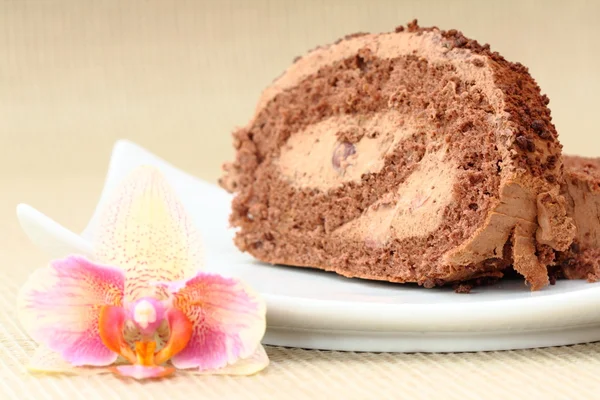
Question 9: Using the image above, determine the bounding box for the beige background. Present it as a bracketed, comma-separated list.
[1, 0, 599, 183]
[2, 0, 600, 398]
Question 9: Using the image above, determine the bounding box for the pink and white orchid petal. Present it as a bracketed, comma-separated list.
[161, 272, 266, 371]
[17, 255, 125, 367]
[190, 345, 270, 376]
[93, 166, 203, 303]
[27, 345, 112, 376]
[112, 365, 175, 380]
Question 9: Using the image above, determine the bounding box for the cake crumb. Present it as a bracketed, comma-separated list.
[453, 283, 472, 294]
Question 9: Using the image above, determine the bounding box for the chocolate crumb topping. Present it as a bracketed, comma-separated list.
[406, 19, 420, 32]
[531, 119, 545, 132]
[516, 135, 536, 152]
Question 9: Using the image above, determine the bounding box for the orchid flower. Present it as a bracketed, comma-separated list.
[17, 166, 268, 379]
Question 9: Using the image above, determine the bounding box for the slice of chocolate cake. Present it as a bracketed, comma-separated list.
[220, 20, 577, 291]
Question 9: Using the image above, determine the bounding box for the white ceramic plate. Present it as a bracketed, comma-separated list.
[16, 140, 600, 353]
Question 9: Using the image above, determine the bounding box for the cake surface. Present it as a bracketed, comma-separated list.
[555, 156, 600, 282]
[220, 20, 579, 291]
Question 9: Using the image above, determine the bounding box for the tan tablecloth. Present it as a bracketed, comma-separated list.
[2, 1, 600, 398]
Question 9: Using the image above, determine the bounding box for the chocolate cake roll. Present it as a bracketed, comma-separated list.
[220, 20, 577, 290]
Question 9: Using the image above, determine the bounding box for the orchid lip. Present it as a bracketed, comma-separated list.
[134, 341, 158, 366]
[98, 305, 136, 364]
[113, 365, 175, 380]
[153, 308, 193, 366]
[98, 301, 193, 371]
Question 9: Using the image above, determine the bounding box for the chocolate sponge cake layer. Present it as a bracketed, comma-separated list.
[220, 21, 575, 290]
